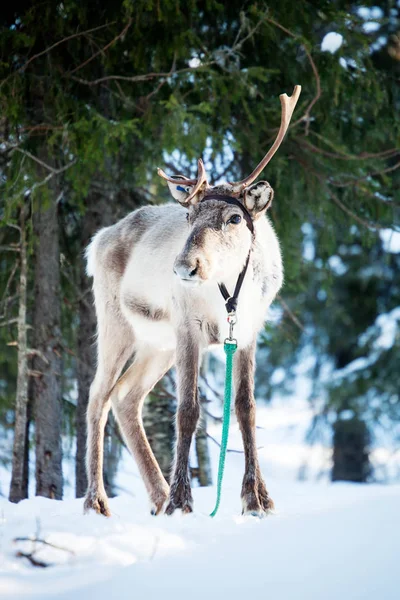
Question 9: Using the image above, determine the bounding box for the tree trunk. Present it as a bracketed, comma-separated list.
[103, 415, 121, 498]
[33, 187, 63, 499]
[332, 417, 371, 483]
[9, 206, 29, 503]
[75, 229, 96, 498]
[195, 356, 212, 486]
[143, 386, 175, 482]
[22, 395, 31, 498]
[195, 401, 212, 487]
[75, 191, 114, 497]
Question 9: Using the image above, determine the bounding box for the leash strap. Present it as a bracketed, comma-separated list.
[210, 339, 237, 517]
[199, 194, 252, 516]
[218, 252, 251, 314]
[200, 193, 254, 315]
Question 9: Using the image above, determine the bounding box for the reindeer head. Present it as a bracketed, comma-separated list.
[158, 86, 301, 285]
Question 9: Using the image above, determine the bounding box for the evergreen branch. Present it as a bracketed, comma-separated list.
[0, 259, 19, 318]
[329, 160, 400, 188]
[67, 61, 216, 86]
[67, 18, 132, 76]
[277, 295, 305, 332]
[61, 264, 92, 311]
[0, 318, 18, 327]
[144, 52, 177, 103]
[231, 8, 271, 54]
[0, 245, 20, 252]
[327, 188, 387, 231]
[296, 137, 400, 162]
[6, 223, 21, 233]
[266, 17, 321, 134]
[0, 22, 117, 88]
[296, 155, 388, 231]
[7, 159, 76, 203]
[3, 155, 26, 193]
[309, 131, 400, 160]
[67, 12, 268, 90]
[18, 124, 64, 134]
[343, 183, 397, 206]
[12, 149, 64, 174]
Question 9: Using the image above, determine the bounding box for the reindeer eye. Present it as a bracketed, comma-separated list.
[228, 214, 242, 225]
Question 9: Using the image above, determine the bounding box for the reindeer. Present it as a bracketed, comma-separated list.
[83, 86, 301, 517]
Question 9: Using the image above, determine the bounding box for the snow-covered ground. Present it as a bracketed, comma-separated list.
[1, 397, 399, 599]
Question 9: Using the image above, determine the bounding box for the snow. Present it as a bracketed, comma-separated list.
[374, 308, 400, 350]
[1, 398, 399, 599]
[357, 6, 384, 20]
[380, 229, 400, 254]
[321, 32, 343, 54]
[1, 482, 399, 599]
[362, 21, 381, 33]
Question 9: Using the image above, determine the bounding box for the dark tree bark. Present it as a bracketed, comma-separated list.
[103, 415, 121, 498]
[33, 187, 63, 499]
[192, 354, 212, 487]
[332, 417, 371, 483]
[75, 190, 114, 497]
[143, 387, 175, 482]
[22, 394, 32, 498]
[195, 356, 212, 486]
[194, 400, 212, 487]
[9, 206, 29, 503]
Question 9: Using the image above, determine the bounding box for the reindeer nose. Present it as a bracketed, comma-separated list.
[174, 259, 200, 280]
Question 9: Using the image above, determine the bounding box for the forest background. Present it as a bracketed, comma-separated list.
[0, 0, 399, 503]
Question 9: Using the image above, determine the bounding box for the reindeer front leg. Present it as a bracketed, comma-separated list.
[165, 334, 200, 515]
[235, 340, 274, 516]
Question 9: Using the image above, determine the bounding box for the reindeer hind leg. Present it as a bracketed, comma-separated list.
[84, 311, 134, 517]
[111, 347, 175, 515]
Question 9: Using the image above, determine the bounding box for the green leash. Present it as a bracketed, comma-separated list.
[210, 336, 237, 517]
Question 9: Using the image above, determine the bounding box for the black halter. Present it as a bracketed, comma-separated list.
[200, 194, 254, 315]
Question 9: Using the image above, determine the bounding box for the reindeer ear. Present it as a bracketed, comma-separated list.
[167, 176, 194, 205]
[243, 181, 274, 218]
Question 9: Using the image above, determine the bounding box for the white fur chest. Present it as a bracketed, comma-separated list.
[172, 262, 275, 351]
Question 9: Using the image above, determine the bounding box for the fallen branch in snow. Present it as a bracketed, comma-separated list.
[14, 536, 75, 555]
[15, 550, 49, 568]
[13, 519, 75, 568]
[14, 532, 75, 568]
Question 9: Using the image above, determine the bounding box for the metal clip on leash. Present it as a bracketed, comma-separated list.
[227, 310, 237, 344]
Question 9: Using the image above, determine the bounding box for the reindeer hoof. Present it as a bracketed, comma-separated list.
[150, 486, 169, 516]
[242, 499, 274, 518]
[165, 479, 193, 515]
[84, 490, 111, 517]
[165, 500, 193, 515]
[241, 478, 275, 517]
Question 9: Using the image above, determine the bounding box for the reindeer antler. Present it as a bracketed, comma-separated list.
[157, 158, 209, 204]
[231, 85, 301, 192]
